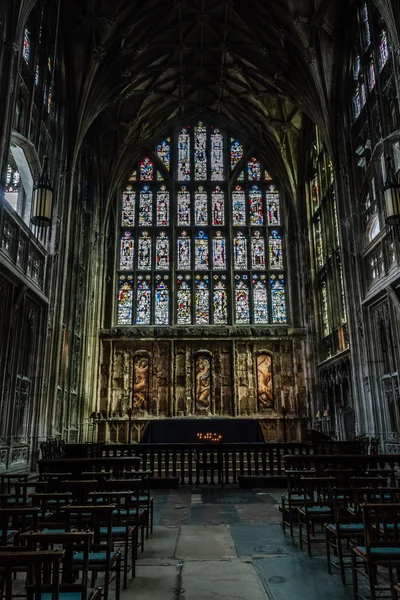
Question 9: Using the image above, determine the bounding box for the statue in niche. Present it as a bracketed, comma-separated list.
[257, 354, 273, 410]
[195, 355, 211, 412]
[132, 356, 149, 411]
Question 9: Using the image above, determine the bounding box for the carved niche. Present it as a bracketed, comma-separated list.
[256, 354, 274, 411]
[194, 352, 212, 415]
[132, 353, 150, 413]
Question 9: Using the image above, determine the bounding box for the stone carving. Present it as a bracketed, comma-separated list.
[257, 354, 273, 410]
[195, 355, 211, 413]
[133, 356, 149, 411]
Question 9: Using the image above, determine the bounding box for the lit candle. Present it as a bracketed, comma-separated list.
[281, 390, 285, 408]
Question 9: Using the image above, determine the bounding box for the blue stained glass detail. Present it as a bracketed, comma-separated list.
[232, 186, 246, 226]
[195, 186, 208, 226]
[155, 275, 169, 325]
[195, 274, 210, 324]
[177, 275, 191, 324]
[177, 231, 191, 270]
[230, 140, 243, 170]
[140, 157, 154, 181]
[195, 231, 209, 270]
[136, 276, 151, 324]
[156, 138, 171, 171]
[178, 129, 191, 180]
[118, 275, 134, 325]
[270, 274, 287, 323]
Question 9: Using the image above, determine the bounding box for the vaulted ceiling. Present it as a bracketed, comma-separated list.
[59, 0, 348, 199]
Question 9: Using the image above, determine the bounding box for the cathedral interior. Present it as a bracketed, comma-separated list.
[0, 0, 400, 470]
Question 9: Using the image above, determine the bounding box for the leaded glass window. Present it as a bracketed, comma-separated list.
[117, 121, 287, 325]
[22, 29, 31, 65]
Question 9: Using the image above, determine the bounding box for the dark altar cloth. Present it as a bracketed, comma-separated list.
[140, 419, 264, 444]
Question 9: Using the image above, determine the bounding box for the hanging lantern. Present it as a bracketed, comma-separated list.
[383, 156, 400, 239]
[31, 156, 53, 227]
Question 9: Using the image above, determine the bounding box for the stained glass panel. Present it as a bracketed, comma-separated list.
[155, 275, 169, 325]
[156, 138, 171, 171]
[232, 186, 246, 226]
[213, 231, 226, 270]
[212, 186, 224, 225]
[195, 231, 209, 270]
[269, 230, 283, 269]
[270, 274, 286, 324]
[235, 275, 250, 324]
[248, 157, 261, 180]
[249, 186, 264, 225]
[230, 139, 243, 170]
[120, 232, 134, 270]
[194, 123, 207, 180]
[211, 129, 224, 180]
[233, 232, 248, 270]
[195, 186, 208, 226]
[177, 275, 191, 324]
[140, 157, 154, 181]
[195, 275, 210, 324]
[178, 186, 191, 225]
[139, 185, 153, 226]
[136, 276, 151, 324]
[23, 29, 31, 64]
[237, 171, 245, 181]
[379, 30, 389, 71]
[368, 59, 375, 91]
[156, 187, 169, 226]
[156, 171, 164, 181]
[253, 275, 268, 324]
[138, 232, 152, 270]
[265, 171, 272, 181]
[177, 231, 191, 270]
[213, 275, 228, 324]
[361, 2, 371, 49]
[178, 128, 191, 180]
[251, 231, 266, 270]
[122, 186, 135, 226]
[266, 187, 280, 225]
[118, 275, 134, 325]
[156, 232, 169, 270]
[129, 171, 137, 183]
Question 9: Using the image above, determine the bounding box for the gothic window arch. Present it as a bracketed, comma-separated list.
[117, 122, 287, 326]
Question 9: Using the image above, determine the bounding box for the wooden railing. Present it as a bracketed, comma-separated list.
[101, 442, 313, 485]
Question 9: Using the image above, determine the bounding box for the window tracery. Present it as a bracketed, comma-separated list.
[117, 122, 287, 326]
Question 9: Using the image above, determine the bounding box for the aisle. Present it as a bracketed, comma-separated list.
[123, 488, 355, 600]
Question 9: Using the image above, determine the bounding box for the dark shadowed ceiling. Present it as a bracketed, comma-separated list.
[60, 0, 347, 199]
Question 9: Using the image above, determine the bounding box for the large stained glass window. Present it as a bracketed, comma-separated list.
[117, 121, 287, 325]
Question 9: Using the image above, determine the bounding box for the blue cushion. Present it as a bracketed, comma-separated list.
[112, 508, 138, 516]
[41, 529, 74, 534]
[73, 551, 117, 562]
[356, 546, 400, 556]
[99, 527, 128, 536]
[304, 506, 331, 513]
[379, 523, 397, 531]
[329, 523, 364, 532]
[41, 592, 92, 600]
[6, 529, 17, 537]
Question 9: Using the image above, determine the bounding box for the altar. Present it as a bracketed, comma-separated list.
[140, 418, 264, 444]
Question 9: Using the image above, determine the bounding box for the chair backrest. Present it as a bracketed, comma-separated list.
[351, 476, 390, 488]
[20, 531, 92, 588]
[0, 507, 40, 543]
[301, 477, 336, 509]
[63, 505, 114, 555]
[362, 503, 400, 549]
[0, 550, 63, 600]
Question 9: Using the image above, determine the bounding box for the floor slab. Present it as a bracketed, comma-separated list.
[254, 555, 354, 600]
[140, 526, 180, 559]
[122, 565, 179, 600]
[182, 559, 268, 600]
[175, 525, 237, 559]
[231, 524, 301, 557]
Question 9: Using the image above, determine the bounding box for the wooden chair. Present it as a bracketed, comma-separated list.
[297, 477, 335, 556]
[63, 505, 121, 600]
[352, 503, 400, 600]
[0, 507, 40, 544]
[104, 479, 148, 548]
[0, 550, 64, 600]
[90, 491, 138, 588]
[281, 472, 315, 537]
[30, 492, 73, 531]
[20, 531, 101, 600]
[114, 475, 153, 537]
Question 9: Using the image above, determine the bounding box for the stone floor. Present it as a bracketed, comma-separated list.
[120, 487, 366, 600]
